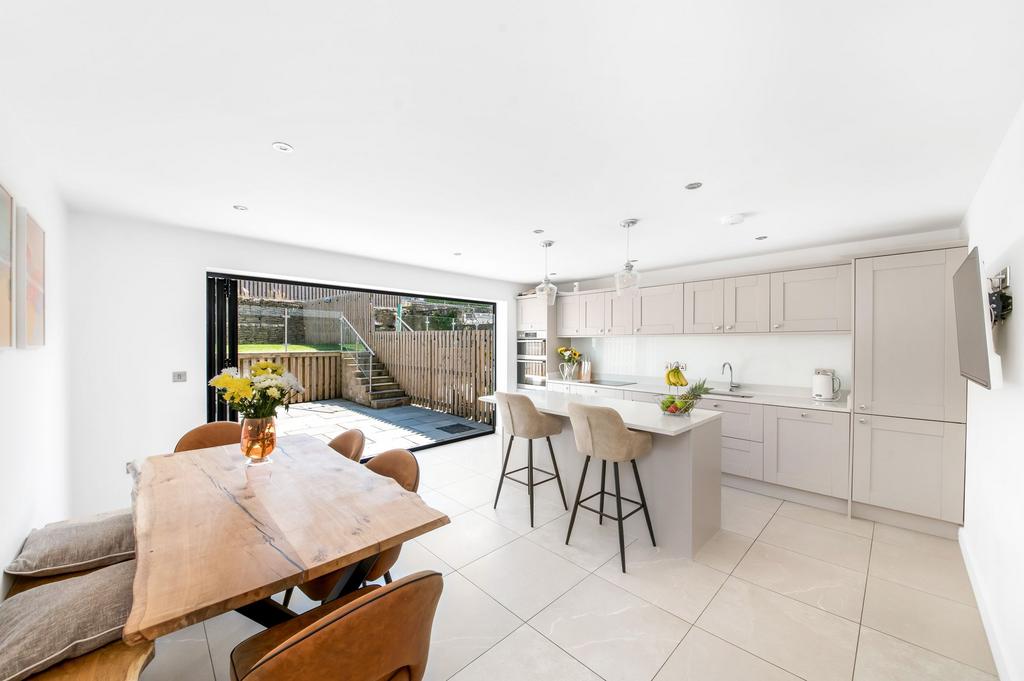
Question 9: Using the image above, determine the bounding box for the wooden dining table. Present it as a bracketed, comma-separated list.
[122, 434, 449, 645]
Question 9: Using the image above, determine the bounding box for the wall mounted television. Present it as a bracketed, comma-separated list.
[952, 247, 1004, 389]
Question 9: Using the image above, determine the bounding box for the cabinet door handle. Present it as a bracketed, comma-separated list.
[714, 325, 722, 330]
[858, 404, 867, 410]
[726, 325, 734, 330]
[712, 403, 720, 408]
[800, 412, 807, 417]
[858, 418, 867, 424]
[635, 327, 640, 332]
[773, 324, 781, 329]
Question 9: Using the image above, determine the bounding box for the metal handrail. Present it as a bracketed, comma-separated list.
[399, 318, 415, 332]
[339, 314, 375, 395]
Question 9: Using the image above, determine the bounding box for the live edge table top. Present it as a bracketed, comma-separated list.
[123, 434, 449, 644]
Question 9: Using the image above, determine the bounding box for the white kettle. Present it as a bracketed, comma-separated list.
[812, 369, 841, 401]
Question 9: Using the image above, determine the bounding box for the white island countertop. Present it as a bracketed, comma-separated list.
[480, 390, 721, 437]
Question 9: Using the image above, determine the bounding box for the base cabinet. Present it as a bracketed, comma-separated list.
[722, 437, 764, 480]
[852, 415, 965, 523]
[763, 407, 850, 498]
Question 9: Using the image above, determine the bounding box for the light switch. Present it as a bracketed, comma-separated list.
[172, 371, 187, 383]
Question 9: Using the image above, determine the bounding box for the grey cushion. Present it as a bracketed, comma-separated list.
[4, 510, 135, 577]
[0, 560, 136, 681]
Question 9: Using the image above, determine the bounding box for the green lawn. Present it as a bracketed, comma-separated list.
[238, 343, 366, 353]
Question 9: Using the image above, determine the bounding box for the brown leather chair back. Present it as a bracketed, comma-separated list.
[363, 450, 420, 581]
[238, 571, 443, 681]
[328, 429, 366, 461]
[174, 421, 242, 453]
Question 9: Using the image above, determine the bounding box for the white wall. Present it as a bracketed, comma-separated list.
[66, 212, 521, 517]
[959, 99, 1024, 681]
[0, 108, 69, 596]
[568, 229, 963, 388]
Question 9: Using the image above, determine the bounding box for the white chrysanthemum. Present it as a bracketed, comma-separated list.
[283, 372, 304, 392]
[222, 367, 240, 377]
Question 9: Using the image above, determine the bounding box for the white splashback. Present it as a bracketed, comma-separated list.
[575, 334, 852, 389]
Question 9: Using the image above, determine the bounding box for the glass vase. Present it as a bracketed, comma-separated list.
[240, 417, 276, 465]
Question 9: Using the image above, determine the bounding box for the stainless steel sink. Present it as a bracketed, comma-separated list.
[707, 389, 755, 398]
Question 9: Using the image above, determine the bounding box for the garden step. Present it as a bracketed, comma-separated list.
[370, 396, 413, 409]
[369, 388, 407, 399]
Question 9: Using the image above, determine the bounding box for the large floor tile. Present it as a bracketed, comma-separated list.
[419, 460, 479, 489]
[868, 537, 975, 605]
[416, 510, 518, 569]
[461, 537, 587, 619]
[449, 625, 601, 681]
[141, 623, 215, 681]
[759, 515, 871, 571]
[776, 501, 874, 538]
[419, 486, 473, 519]
[595, 543, 728, 623]
[697, 578, 859, 681]
[722, 486, 783, 514]
[734, 542, 866, 621]
[721, 500, 775, 538]
[424, 573, 522, 681]
[203, 611, 265, 681]
[530, 575, 691, 681]
[854, 626, 996, 681]
[475, 486, 569, 536]
[861, 577, 996, 675]
[654, 627, 801, 681]
[872, 524, 962, 559]
[693, 530, 754, 573]
[389, 539, 456, 578]
[435, 474, 502, 509]
[526, 510, 638, 572]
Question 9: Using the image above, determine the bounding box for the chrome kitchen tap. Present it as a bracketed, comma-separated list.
[722, 362, 741, 391]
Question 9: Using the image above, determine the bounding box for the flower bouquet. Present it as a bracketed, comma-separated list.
[208, 361, 304, 464]
[556, 346, 582, 380]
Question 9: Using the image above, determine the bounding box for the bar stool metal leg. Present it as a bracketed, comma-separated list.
[566, 456, 591, 544]
[528, 439, 535, 527]
[493, 435, 515, 508]
[598, 461, 607, 525]
[613, 462, 626, 573]
[632, 459, 656, 547]
[546, 436, 568, 510]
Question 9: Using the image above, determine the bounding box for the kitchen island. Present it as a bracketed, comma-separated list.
[480, 391, 722, 556]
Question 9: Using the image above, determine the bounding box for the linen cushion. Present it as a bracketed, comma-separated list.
[4, 510, 135, 577]
[0, 560, 136, 681]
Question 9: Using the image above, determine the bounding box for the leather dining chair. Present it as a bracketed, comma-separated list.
[174, 421, 242, 453]
[295, 449, 420, 602]
[231, 571, 443, 681]
[328, 429, 366, 461]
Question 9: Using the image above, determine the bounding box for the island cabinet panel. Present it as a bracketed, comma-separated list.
[578, 292, 607, 336]
[852, 415, 965, 523]
[724, 274, 771, 333]
[605, 291, 637, 335]
[763, 406, 850, 498]
[556, 295, 581, 336]
[721, 437, 764, 480]
[770, 264, 852, 332]
[635, 284, 685, 335]
[684, 280, 724, 334]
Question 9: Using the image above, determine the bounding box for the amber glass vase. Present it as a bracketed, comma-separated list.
[240, 417, 276, 465]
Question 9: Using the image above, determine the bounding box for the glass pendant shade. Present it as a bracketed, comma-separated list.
[615, 262, 640, 295]
[536, 279, 558, 305]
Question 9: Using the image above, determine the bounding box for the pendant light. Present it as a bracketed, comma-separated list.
[535, 240, 558, 305]
[614, 218, 640, 295]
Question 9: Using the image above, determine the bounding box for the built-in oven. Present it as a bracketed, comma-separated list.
[516, 331, 547, 388]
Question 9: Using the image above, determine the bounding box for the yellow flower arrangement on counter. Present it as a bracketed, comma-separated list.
[556, 346, 582, 365]
[208, 361, 304, 418]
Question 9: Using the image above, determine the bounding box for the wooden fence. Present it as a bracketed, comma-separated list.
[371, 329, 494, 423]
[238, 280, 340, 302]
[238, 352, 346, 405]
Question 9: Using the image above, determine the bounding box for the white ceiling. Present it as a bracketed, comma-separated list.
[1, 1, 1023, 284]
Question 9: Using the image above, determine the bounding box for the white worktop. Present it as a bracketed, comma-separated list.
[480, 390, 722, 437]
[546, 376, 853, 414]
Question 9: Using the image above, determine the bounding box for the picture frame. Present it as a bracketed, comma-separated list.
[15, 207, 45, 347]
[0, 183, 13, 349]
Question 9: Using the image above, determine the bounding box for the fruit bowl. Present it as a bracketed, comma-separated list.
[659, 395, 696, 416]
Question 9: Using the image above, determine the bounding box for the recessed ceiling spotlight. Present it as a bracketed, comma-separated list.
[755, 235, 768, 241]
[271, 141, 294, 153]
[549, 272, 557, 276]
[533, 229, 545, 234]
[685, 182, 703, 190]
[453, 251, 462, 256]
[720, 214, 745, 226]
[233, 204, 249, 211]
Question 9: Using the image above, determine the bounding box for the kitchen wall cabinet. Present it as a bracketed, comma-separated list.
[516, 295, 547, 332]
[684, 280, 724, 333]
[722, 437, 765, 480]
[853, 249, 967, 423]
[605, 291, 636, 335]
[635, 284, 685, 334]
[770, 265, 852, 332]
[556, 295, 581, 336]
[763, 406, 850, 498]
[724, 274, 771, 333]
[852, 414, 965, 523]
[578, 292, 606, 336]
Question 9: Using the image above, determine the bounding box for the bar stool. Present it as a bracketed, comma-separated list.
[494, 392, 569, 527]
[565, 402, 656, 572]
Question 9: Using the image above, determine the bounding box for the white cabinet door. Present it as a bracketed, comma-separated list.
[547, 382, 572, 394]
[724, 274, 770, 333]
[722, 437, 765, 480]
[763, 406, 850, 498]
[571, 385, 624, 399]
[770, 265, 852, 332]
[627, 391, 662, 404]
[635, 284, 684, 334]
[852, 414, 965, 523]
[854, 249, 967, 422]
[578, 292, 607, 336]
[702, 399, 764, 441]
[684, 280, 724, 334]
[556, 295, 581, 336]
[605, 291, 636, 335]
[516, 295, 546, 331]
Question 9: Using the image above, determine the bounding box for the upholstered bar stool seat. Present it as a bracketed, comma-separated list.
[566, 403, 656, 572]
[494, 392, 568, 527]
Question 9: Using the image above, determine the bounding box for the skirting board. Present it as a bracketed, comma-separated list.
[722, 474, 961, 539]
[958, 527, 1011, 680]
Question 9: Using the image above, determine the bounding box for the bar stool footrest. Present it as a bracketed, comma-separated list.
[577, 490, 646, 522]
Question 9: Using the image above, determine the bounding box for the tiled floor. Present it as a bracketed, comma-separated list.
[275, 398, 493, 455]
[141, 434, 998, 681]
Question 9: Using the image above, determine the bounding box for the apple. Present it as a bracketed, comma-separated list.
[666, 404, 678, 413]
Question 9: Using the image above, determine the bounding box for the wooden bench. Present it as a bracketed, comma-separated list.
[7, 571, 155, 681]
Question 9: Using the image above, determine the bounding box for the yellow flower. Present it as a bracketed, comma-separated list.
[222, 376, 254, 402]
[209, 371, 236, 389]
[251, 361, 284, 377]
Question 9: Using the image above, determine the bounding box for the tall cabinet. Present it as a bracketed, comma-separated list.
[852, 248, 968, 523]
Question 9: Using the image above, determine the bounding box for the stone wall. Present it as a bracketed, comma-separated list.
[238, 300, 307, 345]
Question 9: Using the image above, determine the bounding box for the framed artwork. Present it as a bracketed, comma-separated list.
[16, 208, 44, 347]
[0, 184, 12, 348]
